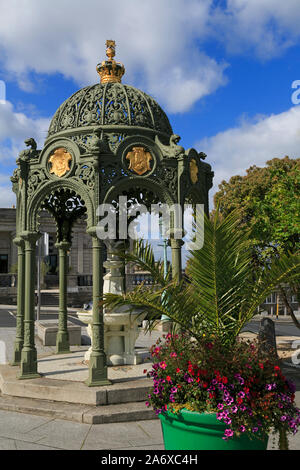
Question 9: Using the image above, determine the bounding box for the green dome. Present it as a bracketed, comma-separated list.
[47, 82, 173, 140]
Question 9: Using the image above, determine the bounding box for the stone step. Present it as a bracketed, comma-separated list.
[0, 364, 152, 406]
[0, 393, 157, 424]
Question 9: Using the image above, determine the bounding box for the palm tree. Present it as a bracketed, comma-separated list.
[101, 210, 300, 346]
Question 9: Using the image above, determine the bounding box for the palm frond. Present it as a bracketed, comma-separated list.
[101, 208, 300, 346]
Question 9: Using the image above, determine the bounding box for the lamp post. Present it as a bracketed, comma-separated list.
[158, 218, 169, 322]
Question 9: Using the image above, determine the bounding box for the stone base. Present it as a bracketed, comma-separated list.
[84, 349, 146, 366]
[0, 359, 152, 406]
[36, 320, 81, 346]
[108, 352, 145, 366]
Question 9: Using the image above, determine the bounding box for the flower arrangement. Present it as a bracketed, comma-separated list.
[145, 333, 300, 442]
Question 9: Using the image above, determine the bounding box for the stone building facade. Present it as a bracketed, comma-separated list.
[0, 207, 93, 305]
[0, 207, 137, 305]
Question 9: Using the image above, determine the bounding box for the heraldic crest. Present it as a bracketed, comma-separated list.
[126, 147, 152, 176]
[48, 148, 72, 177]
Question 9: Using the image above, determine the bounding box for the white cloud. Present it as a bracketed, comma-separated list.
[196, 106, 300, 206]
[0, 100, 50, 162]
[0, 1, 299, 112]
[0, 0, 224, 113]
[0, 184, 16, 207]
[210, 0, 300, 59]
[0, 100, 50, 207]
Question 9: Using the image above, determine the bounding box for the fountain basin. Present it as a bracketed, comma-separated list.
[77, 308, 146, 366]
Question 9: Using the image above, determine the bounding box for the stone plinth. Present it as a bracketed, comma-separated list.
[77, 310, 146, 366]
[36, 320, 81, 346]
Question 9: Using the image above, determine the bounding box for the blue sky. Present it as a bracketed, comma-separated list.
[0, 0, 300, 262]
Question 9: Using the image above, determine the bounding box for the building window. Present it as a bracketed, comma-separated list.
[0, 255, 8, 273]
[265, 293, 277, 304]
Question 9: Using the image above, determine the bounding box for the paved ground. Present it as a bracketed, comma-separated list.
[1, 305, 300, 451]
[0, 409, 164, 450]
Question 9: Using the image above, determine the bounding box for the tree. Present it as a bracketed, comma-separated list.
[214, 156, 300, 327]
[214, 156, 300, 256]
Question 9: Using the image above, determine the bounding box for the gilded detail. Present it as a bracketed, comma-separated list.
[96, 40, 125, 84]
[48, 148, 72, 177]
[126, 147, 152, 176]
[190, 159, 199, 184]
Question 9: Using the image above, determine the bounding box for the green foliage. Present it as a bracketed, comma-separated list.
[214, 157, 300, 256]
[102, 210, 300, 346]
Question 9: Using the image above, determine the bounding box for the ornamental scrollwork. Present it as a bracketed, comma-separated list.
[42, 189, 87, 243]
[156, 166, 178, 195]
[27, 169, 47, 197]
[47, 83, 173, 138]
[100, 164, 123, 194]
[75, 164, 95, 189]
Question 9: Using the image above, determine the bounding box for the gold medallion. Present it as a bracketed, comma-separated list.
[48, 148, 72, 177]
[190, 159, 198, 184]
[126, 147, 152, 176]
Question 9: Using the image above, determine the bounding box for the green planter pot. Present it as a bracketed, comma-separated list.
[159, 409, 268, 450]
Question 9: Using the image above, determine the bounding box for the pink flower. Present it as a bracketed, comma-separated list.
[159, 361, 167, 369]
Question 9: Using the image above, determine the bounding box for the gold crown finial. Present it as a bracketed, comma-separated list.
[106, 40, 116, 60]
[96, 40, 125, 84]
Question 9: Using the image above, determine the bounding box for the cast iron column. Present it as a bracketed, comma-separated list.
[11, 237, 25, 365]
[170, 238, 184, 281]
[18, 231, 41, 379]
[86, 228, 111, 386]
[55, 241, 71, 354]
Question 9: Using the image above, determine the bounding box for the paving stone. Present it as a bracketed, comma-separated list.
[0, 436, 17, 450]
[27, 418, 91, 450]
[82, 421, 163, 450]
[0, 408, 53, 434]
[137, 419, 163, 440]
[14, 440, 59, 450]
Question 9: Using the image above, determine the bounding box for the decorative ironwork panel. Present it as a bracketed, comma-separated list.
[47, 83, 173, 138]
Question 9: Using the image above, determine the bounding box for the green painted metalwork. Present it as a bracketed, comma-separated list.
[18, 231, 41, 380]
[86, 229, 111, 386]
[11, 59, 214, 383]
[55, 241, 71, 354]
[10, 237, 25, 366]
